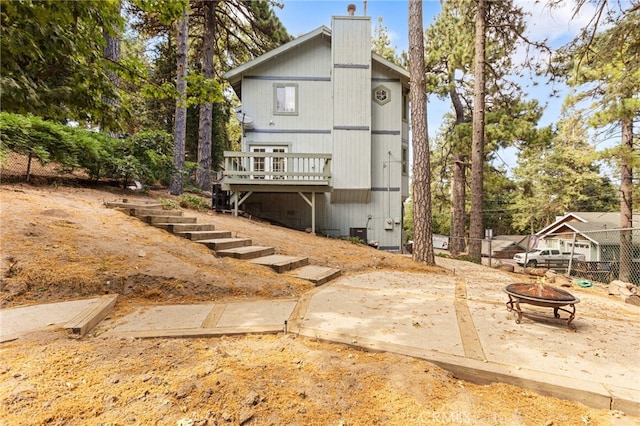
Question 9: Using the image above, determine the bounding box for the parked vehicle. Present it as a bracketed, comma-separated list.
[513, 249, 585, 267]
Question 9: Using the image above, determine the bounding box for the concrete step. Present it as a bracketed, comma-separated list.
[199, 238, 253, 251]
[129, 208, 183, 217]
[249, 255, 309, 273]
[142, 216, 198, 224]
[216, 246, 276, 260]
[165, 223, 216, 233]
[175, 230, 232, 241]
[289, 265, 341, 286]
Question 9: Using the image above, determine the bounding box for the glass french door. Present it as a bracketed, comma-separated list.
[250, 146, 287, 179]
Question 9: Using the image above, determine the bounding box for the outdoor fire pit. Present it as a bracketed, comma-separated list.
[504, 283, 580, 330]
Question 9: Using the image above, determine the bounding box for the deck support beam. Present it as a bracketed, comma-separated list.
[298, 192, 316, 235]
[232, 191, 254, 216]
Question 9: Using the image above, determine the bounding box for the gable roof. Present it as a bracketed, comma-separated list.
[224, 24, 409, 96]
[225, 26, 332, 87]
[537, 211, 640, 245]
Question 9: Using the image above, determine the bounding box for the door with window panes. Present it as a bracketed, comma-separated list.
[250, 146, 287, 179]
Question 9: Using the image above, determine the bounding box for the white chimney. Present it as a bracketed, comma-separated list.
[331, 6, 372, 194]
[347, 4, 356, 16]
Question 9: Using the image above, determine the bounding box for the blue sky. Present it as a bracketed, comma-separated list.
[273, 0, 611, 172]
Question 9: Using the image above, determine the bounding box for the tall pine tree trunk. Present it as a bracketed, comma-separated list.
[619, 117, 633, 282]
[170, 8, 189, 196]
[451, 154, 466, 255]
[409, 0, 435, 265]
[449, 84, 467, 256]
[468, 0, 487, 262]
[196, 0, 217, 191]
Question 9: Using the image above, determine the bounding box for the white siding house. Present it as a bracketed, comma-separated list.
[534, 212, 640, 261]
[223, 10, 410, 251]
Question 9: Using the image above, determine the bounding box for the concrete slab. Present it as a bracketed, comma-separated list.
[290, 265, 341, 285]
[216, 300, 297, 328]
[107, 304, 214, 332]
[0, 297, 104, 341]
[470, 301, 640, 391]
[4, 255, 638, 414]
[249, 255, 308, 272]
[299, 272, 465, 355]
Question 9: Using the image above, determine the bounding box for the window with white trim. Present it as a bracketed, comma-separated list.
[274, 83, 298, 115]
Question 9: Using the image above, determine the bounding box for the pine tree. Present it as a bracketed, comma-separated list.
[409, 0, 435, 265]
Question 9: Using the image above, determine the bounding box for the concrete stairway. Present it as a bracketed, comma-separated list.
[104, 200, 341, 286]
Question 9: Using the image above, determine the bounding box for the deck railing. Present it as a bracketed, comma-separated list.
[223, 151, 331, 185]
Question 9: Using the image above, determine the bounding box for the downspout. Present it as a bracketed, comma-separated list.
[387, 151, 392, 219]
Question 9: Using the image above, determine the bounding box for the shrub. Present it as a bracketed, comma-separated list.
[0, 113, 175, 187]
[179, 194, 209, 211]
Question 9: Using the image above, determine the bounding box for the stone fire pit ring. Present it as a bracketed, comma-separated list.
[504, 283, 580, 330]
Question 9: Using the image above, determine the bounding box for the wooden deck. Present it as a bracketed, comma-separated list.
[221, 151, 332, 192]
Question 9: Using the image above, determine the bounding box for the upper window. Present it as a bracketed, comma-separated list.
[274, 83, 298, 115]
[402, 146, 408, 175]
[373, 85, 391, 106]
[402, 88, 409, 120]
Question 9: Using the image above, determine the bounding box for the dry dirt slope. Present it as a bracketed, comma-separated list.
[0, 183, 637, 425]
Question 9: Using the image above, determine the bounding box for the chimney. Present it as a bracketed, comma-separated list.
[331, 4, 372, 195]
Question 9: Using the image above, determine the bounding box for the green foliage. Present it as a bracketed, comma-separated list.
[0, 113, 175, 187]
[403, 196, 414, 242]
[445, 253, 481, 264]
[0, 112, 101, 174]
[185, 73, 223, 106]
[345, 236, 366, 245]
[511, 114, 618, 232]
[372, 17, 406, 67]
[0, 0, 125, 130]
[178, 194, 209, 211]
[158, 197, 180, 210]
[559, 6, 639, 127]
[108, 130, 175, 186]
[132, 0, 189, 25]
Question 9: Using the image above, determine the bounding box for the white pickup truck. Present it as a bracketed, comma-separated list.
[513, 249, 585, 267]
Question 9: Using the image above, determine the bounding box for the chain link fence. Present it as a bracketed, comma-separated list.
[445, 229, 640, 285]
[552, 227, 640, 285]
[1, 152, 89, 183]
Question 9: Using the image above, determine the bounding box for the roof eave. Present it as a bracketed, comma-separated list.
[372, 52, 409, 82]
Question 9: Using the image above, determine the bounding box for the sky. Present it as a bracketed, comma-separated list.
[272, 0, 609, 172]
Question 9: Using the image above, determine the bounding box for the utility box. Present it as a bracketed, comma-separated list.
[384, 218, 394, 230]
[350, 227, 367, 241]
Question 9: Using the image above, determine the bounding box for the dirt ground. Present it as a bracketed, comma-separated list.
[1, 182, 638, 425]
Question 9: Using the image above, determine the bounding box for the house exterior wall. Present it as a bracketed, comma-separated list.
[240, 36, 333, 151]
[228, 14, 408, 251]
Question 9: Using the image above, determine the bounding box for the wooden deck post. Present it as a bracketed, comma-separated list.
[298, 192, 316, 235]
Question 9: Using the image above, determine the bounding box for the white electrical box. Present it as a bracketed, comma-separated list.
[384, 218, 394, 230]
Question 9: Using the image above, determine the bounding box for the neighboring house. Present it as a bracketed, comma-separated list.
[223, 7, 409, 251]
[534, 212, 640, 261]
